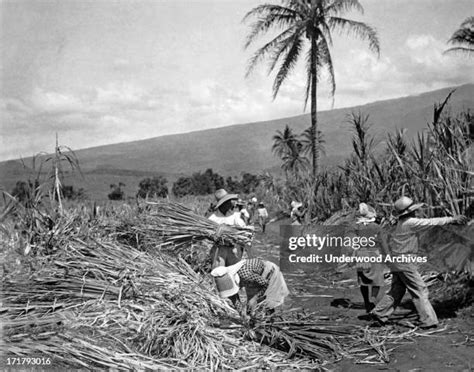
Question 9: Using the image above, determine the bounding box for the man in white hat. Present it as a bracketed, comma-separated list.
[208, 189, 246, 227]
[208, 189, 248, 268]
[371, 196, 467, 329]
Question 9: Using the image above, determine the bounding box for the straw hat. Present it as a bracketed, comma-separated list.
[358, 203, 376, 219]
[210, 261, 245, 298]
[291, 201, 303, 210]
[214, 189, 238, 209]
[393, 196, 424, 217]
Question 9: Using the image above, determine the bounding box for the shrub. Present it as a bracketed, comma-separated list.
[137, 176, 168, 199]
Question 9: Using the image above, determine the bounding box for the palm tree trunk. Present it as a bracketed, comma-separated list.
[310, 38, 318, 179]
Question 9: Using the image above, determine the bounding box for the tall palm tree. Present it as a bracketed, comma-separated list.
[444, 17, 474, 56]
[243, 0, 380, 178]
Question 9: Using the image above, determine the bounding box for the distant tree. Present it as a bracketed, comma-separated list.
[172, 176, 195, 197]
[11, 180, 39, 207]
[226, 176, 240, 193]
[137, 176, 168, 198]
[272, 126, 310, 179]
[281, 140, 310, 178]
[240, 172, 259, 194]
[172, 169, 258, 197]
[301, 127, 326, 159]
[444, 17, 474, 57]
[193, 169, 225, 194]
[272, 126, 299, 159]
[108, 182, 125, 200]
[62, 185, 86, 200]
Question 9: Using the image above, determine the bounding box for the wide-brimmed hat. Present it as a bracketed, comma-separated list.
[291, 201, 303, 210]
[214, 189, 238, 209]
[210, 261, 246, 298]
[358, 203, 376, 219]
[393, 196, 424, 217]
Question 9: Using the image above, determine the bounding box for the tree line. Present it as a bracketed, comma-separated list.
[10, 168, 261, 202]
[109, 169, 261, 200]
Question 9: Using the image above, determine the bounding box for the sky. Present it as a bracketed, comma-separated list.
[1, 0, 473, 161]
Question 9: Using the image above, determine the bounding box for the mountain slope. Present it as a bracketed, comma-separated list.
[1, 84, 473, 199]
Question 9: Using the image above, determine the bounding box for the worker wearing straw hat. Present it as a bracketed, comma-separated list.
[371, 196, 467, 329]
[354, 203, 385, 313]
[211, 258, 289, 316]
[208, 189, 250, 268]
[290, 201, 305, 225]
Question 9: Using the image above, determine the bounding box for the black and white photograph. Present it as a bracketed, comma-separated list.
[1, 0, 473, 370]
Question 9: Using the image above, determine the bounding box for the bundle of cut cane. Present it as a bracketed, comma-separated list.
[244, 312, 364, 362]
[134, 201, 254, 247]
[4, 236, 321, 370]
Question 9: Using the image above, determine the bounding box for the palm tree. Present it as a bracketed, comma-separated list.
[444, 17, 474, 56]
[272, 125, 299, 158]
[272, 125, 309, 178]
[243, 0, 379, 178]
[301, 127, 326, 159]
[281, 140, 310, 177]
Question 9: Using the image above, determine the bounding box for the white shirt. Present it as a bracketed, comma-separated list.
[209, 209, 246, 227]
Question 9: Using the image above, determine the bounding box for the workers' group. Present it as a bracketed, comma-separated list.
[206, 188, 468, 329]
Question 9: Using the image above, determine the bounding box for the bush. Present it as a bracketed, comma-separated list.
[108, 183, 125, 201]
[137, 176, 168, 199]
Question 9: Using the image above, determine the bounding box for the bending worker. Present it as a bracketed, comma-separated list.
[211, 258, 289, 316]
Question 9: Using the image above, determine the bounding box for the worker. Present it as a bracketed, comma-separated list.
[370, 196, 467, 329]
[354, 203, 385, 313]
[290, 201, 305, 225]
[208, 189, 248, 268]
[211, 258, 289, 317]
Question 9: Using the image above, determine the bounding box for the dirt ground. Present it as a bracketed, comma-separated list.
[251, 220, 474, 372]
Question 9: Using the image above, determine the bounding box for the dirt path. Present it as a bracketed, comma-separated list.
[251, 220, 474, 371]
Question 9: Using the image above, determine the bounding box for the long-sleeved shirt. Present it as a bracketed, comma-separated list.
[208, 209, 246, 227]
[390, 216, 455, 255]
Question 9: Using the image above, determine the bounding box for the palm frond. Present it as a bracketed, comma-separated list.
[272, 34, 305, 98]
[268, 23, 306, 73]
[328, 17, 380, 56]
[242, 4, 302, 48]
[443, 46, 474, 56]
[245, 27, 299, 77]
[326, 0, 364, 16]
[317, 36, 336, 105]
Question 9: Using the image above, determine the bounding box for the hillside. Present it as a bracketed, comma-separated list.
[1, 84, 473, 199]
